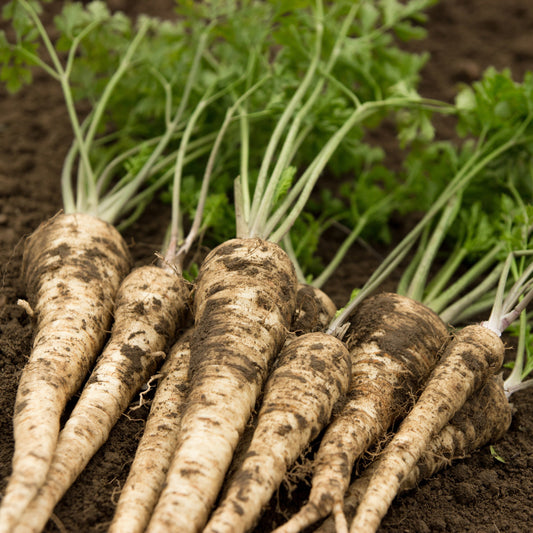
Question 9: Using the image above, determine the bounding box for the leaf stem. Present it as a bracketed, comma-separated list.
[247, 0, 325, 230]
[249, 1, 359, 238]
[439, 264, 504, 325]
[428, 243, 504, 315]
[326, 118, 532, 336]
[404, 195, 462, 302]
[173, 75, 271, 268]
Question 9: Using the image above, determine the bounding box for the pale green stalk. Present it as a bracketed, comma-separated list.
[231, 51, 261, 225]
[484, 251, 533, 334]
[149, 66, 174, 127]
[310, 184, 399, 290]
[163, 89, 216, 266]
[504, 311, 533, 397]
[450, 291, 498, 324]
[248, 0, 325, 226]
[248, 2, 358, 237]
[268, 97, 443, 243]
[501, 286, 533, 330]
[423, 245, 469, 303]
[404, 195, 463, 302]
[238, 107, 251, 224]
[267, 97, 452, 240]
[326, 119, 533, 336]
[95, 27, 212, 224]
[501, 260, 533, 318]
[396, 226, 430, 296]
[234, 176, 249, 239]
[19, 0, 100, 212]
[173, 75, 271, 267]
[427, 244, 505, 315]
[116, 141, 215, 234]
[311, 216, 368, 289]
[77, 21, 151, 212]
[96, 137, 171, 197]
[100, 132, 217, 199]
[61, 138, 82, 212]
[438, 265, 504, 325]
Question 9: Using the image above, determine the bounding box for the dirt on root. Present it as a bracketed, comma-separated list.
[1, 1, 533, 532]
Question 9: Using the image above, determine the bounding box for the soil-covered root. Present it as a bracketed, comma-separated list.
[203, 331, 352, 533]
[145, 238, 298, 533]
[349, 323, 505, 533]
[108, 284, 334, 533]
[275, 292, 449, 533]
[108, 330, 192, 533]
[0, 213, 132, 533]
[315, 374, 512, 533]
[207, 284, 338, 496]
[291, 284, 337, 337]
[11, 265, 189, 533]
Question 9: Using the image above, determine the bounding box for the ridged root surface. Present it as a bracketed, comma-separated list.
[349, 323, 504, 533]
[0, 213, 131, 533]
[315, 374, 512, 533]
[204, 331, 352, 533]
[13, 265, 189, 533]
[146, 238, 298, 533]
[276, 292, 449, 533]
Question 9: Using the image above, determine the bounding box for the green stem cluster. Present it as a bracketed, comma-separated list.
[327, 113, 533, 336]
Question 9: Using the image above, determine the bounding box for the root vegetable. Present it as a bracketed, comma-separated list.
[0, 213, 132, 533]
[221, 283, 338, 481]
[315, 374, 512, 533]
[10, 265, 188, 533]
[108, 329, 193, 533]
[349, 322, 504, 533]
[291, 284, 337, 338]
[145, 238, 298, 533]
[203, 331, 351, 533]
[0, 7, 227, 533]
[108, 283, 334, 533]
[274, 292, 449, 533]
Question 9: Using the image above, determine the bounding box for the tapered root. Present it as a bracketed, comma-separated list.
[315, 374, 512, 533]
[0, 213, 131, 533]
[203, 332, 351, 533]
[349, 324, 504, 533]
[108, 330, 192, 533]
[11, 265, 188, 533]
[146, 238, 298, 533]
[275, 292, 448, 533]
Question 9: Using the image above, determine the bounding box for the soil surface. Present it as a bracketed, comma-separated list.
[1, 1, 533, 532]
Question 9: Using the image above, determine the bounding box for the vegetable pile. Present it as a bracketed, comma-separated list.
[1, 1, 533, 532]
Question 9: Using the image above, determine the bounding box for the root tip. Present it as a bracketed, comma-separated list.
[333, 501, 349, 533]
[16, 299, 34, 317]
[273, 503, 323, 533]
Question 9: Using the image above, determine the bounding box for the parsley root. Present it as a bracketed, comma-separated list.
[108, 283, 334, 533]
[315, 374, 512, 533]
[204, 331, 351, 533]
[275, 292, 448, 533]
[10, 265, 188, 533]
[348, 323, 505, 533]
[0, 214, 131, 533]
[108, 330, 193, 533]
[145, 238, 298, 533]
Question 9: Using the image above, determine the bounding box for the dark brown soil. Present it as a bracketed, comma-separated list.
[1, 1, 533, 532]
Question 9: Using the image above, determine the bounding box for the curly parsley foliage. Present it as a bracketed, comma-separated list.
[0, 0, 51, 92]
[0, 0, 241, 227]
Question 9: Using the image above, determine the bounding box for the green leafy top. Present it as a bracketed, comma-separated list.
[0, 0, 242, 229]
[327, 66, 533, 336]
[225, 0, 449, 246]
